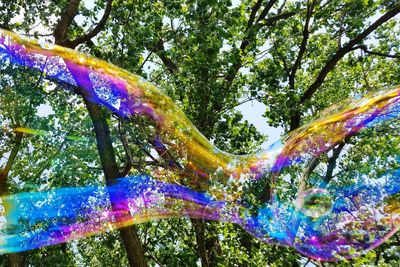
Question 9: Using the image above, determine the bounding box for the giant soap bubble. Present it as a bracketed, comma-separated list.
[298, 188, 333, 219]
[1, 29, 400, 261]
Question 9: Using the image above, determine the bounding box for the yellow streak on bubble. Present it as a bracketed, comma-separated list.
[14, 127, 47, 136]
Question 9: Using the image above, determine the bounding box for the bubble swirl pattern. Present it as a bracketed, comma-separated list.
[1, 29, 400, 261]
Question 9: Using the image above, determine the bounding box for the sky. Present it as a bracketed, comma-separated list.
[235, 100, 283, 148]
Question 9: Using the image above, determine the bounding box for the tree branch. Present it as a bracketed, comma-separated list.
[289, 0, 315, 89]
[289, 3, 400, 131]
[224, 0, 280, 91]
[137, 30, 171, 73]
[0, 132, 23, 183]
[354, 44, 400, 59]
[86, 39, 103, 58]
[374, 247, 381, 265]
[191, 218, 209, 267]
[68, 0, 113, 48]
[261, 11, 298, 26]
[256, 0, 278, 24]
[259, 172, 276, 203]
[292, 153, 324, 209]
[240, 0, 278, 52]
[152, 39, 179, 75]
[277, 51, 291, 77]
[300, 3, 400, 104]
[246, 0, 263, 31]
[215, 96, 261, 114]
[118, 119, 133, 177]
[53, 0, 82, 45]
[32, 140, 67, 182]
[359, 54, 372, 90]
[321, 141, 346, 185]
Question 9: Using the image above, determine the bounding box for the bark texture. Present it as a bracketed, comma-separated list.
[53, 0, 147, 264]
[0, 132, 25, 267]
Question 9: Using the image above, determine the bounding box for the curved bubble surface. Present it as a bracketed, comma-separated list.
[298, 188, 333, 219]
[1, 29, 400, 261]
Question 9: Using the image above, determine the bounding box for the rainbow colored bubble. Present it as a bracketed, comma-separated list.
[1, 29, 400, 261]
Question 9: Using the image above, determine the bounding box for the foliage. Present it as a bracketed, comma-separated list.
[0, 0, 400, 266]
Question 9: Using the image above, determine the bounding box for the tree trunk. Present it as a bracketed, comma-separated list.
[191, 219, 209, 267]
[81, 95, 147, 267]
[53, 0, 146, 265]
[7, 254, 24, 267]
[0, 132, 25, 267]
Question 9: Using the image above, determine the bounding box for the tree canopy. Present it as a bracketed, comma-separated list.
[0, 0, 400, 266]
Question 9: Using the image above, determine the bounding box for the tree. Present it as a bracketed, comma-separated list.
[1, 0, 400, 266]
[52, 1, 147, 266]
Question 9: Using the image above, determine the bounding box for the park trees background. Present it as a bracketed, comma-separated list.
[0, 0, 400, 266]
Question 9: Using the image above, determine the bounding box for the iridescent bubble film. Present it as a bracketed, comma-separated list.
[297, 188, 333, 219]
[1, 29, 400, 261]
[0, 176, 229, 254]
